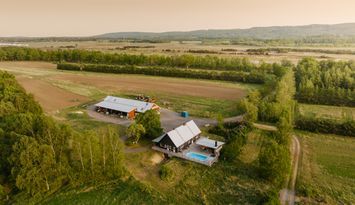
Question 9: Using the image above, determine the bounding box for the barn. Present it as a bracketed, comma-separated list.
[95, 96, 160, 119]
[152, 120, 201, 152]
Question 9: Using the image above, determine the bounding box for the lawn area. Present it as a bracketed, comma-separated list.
[297, 132, 355, 204]
[298, 103, 355, 121]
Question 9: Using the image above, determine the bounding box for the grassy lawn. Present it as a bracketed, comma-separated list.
[297, 131, 355, 204]
[298, 103, 355, 121]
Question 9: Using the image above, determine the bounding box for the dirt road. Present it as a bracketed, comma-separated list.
[280, 135, 301, 205]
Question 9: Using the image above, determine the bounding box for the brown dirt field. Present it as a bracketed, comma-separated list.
[0, 61, 56, 70]
[50, 74, 246, 100]
[16, 76, 89, 113]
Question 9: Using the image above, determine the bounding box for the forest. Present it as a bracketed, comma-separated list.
[295, 58, 355, 106]
[0, 71, 133, 201]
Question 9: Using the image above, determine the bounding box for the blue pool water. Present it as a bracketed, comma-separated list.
[186, 152, 209, 161]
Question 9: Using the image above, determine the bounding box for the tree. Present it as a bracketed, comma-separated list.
[135, 110, 163, 139]
[10, 137, 60, 196]
[126, 122, 145, 144]
[258, 139, 290, 186]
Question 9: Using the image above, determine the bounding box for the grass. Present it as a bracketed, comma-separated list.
[32, 130, 270, 205]
[298, 103, 355, 121]
[297, 131, 355, 204]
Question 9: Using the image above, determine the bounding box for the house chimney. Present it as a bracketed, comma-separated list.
[215, 141, 218, 147]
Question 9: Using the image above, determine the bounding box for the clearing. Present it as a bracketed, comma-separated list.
[298, 103, 355, 121]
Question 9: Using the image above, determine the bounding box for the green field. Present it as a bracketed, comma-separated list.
[297, 132, 355, 204]
[298, 103, 355, 121]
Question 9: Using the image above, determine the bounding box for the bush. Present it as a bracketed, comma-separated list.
[159, 165, 174, 181]
[258, 139, 290, 187]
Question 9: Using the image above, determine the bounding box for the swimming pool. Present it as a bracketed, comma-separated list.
[186, 152, 209, 161]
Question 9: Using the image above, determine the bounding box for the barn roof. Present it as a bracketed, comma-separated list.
[153, 120, 201, 148]
[95, 96, 157, 113]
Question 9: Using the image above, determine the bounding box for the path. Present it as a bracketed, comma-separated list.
[280, 135, 301, 205]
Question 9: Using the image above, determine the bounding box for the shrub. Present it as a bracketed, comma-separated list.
[258, 139, 290, 187]
[159, 165, 174, 181]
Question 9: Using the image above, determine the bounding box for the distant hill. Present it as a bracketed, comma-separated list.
[96, 23, 355, 40]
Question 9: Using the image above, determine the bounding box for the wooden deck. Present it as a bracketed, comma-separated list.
[152, 145, 219, 167]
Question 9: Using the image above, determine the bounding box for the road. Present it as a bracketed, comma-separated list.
[280, 135, 301, 205]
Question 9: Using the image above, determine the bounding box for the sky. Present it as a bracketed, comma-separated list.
[1, 0, 355, 37]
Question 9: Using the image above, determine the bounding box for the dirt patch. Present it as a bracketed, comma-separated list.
[16, 76, 89, 113]
[50, 73, 247, 100]
[150, 153, 164, 165]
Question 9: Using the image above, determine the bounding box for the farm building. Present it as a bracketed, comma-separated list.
[95, 96, 160, 119]
[152, 120, 225, 166]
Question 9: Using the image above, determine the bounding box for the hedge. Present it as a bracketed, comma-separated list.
[57, 63, 266, 84]
[295, 117, 355, 137]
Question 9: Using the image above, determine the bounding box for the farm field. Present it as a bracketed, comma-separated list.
[298, 103, 355, 121]
[0, 61, 255, 117]
[25, 40, 355, 64]
[297, 132, 355, 204]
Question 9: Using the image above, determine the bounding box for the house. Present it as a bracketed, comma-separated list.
[152, 120, 225, 166]
[152, 120, 201, 152]
[95, 96, 160, 119]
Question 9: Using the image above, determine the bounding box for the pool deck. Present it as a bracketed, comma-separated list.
[152, 143, 219, 166]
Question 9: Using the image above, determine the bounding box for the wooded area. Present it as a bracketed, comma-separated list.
[295, 58, 355, 106]
[0, 71, 126, 200]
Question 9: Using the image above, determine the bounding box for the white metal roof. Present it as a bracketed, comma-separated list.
[196, 137, 225, 149]
[185, 120, 202, 136]
[153, 120, 201, 148]
[95, 101, 135, 113]
[96, 96, 157, 113]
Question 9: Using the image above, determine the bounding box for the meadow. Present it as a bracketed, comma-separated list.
[297, 132, 355, 204]
[298, 103, 355, 121]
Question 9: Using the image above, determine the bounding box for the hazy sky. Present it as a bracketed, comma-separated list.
[1, 0, 355, 37]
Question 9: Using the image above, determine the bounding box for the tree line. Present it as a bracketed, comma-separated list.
[295, 116, 355, 137]
[295, 58, 355, 106]
[0, 71, 126, 201]
[57, 63, 267, 84]
[0, 47, 276, 73]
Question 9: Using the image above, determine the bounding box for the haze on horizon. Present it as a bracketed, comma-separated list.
[1, 0, 355, 37]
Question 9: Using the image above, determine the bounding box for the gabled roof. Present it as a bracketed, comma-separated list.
[95, 101, 136, 113]
[95, 96, 157, 113]
[152, 120, 201, 148]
